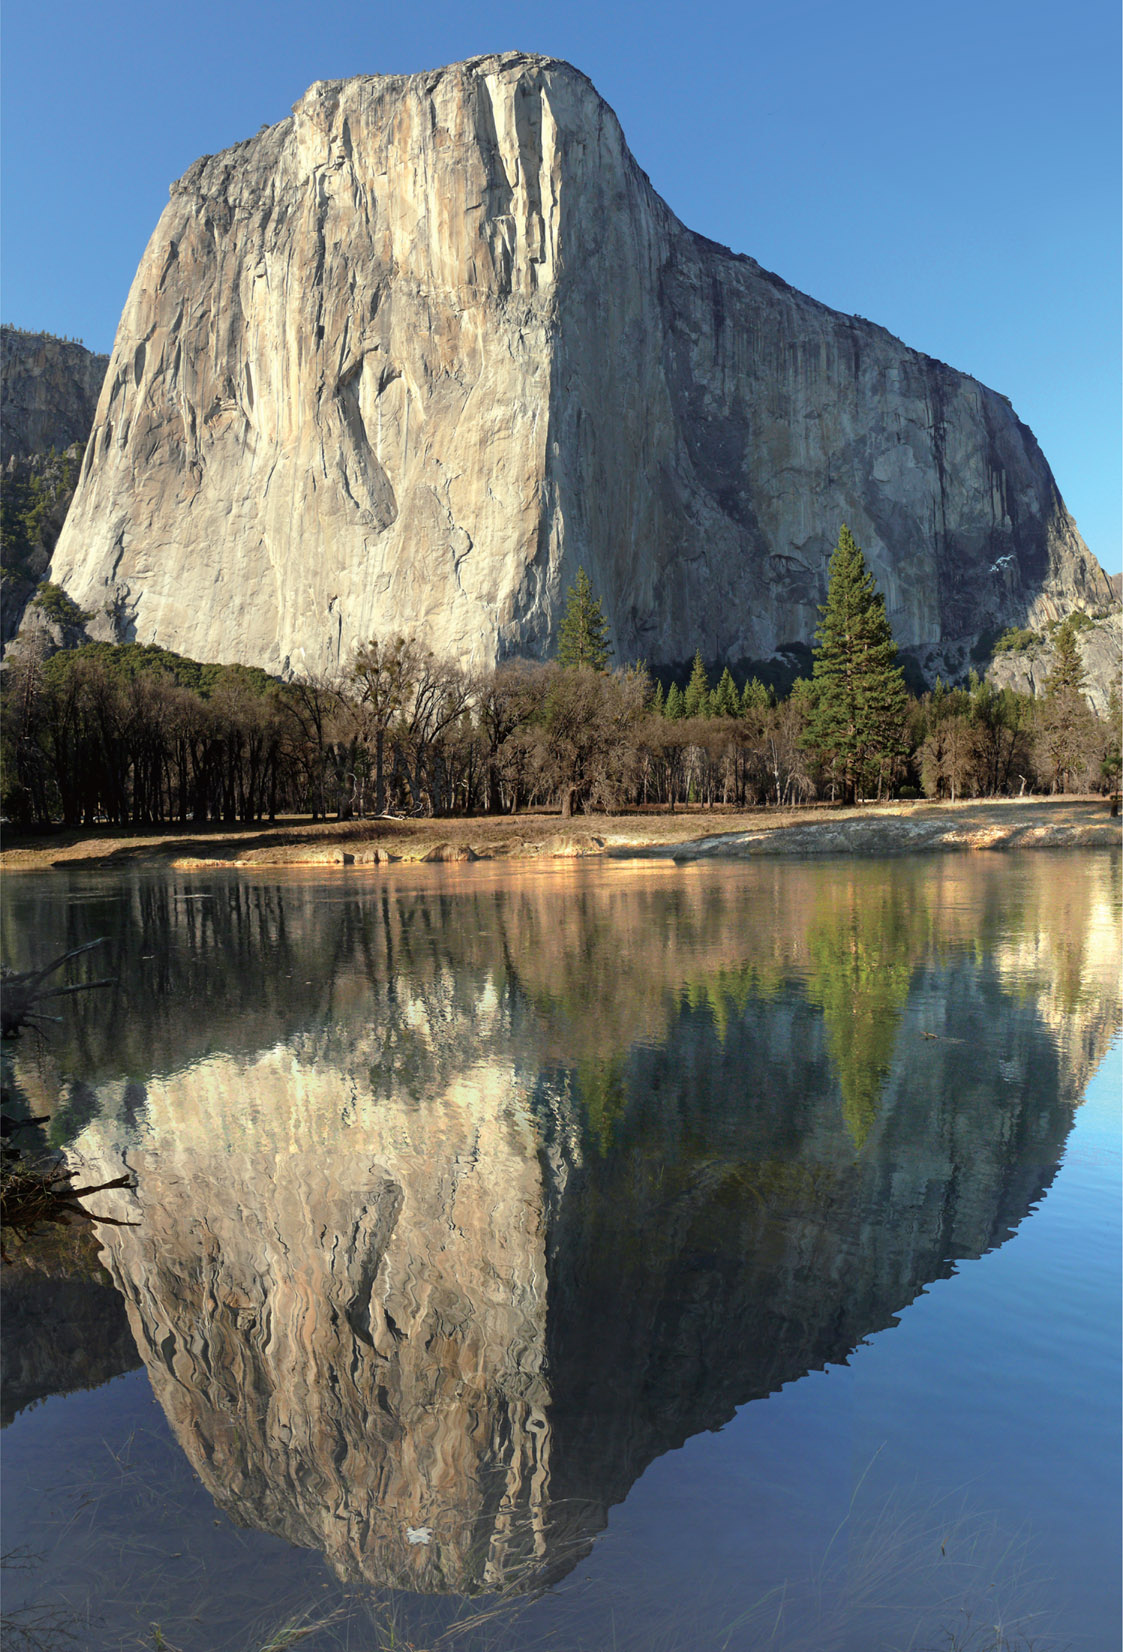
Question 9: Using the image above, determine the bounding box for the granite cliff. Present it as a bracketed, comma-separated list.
[1, 329, 109, 642]
[47, 54, 1110, 679]
[986, 610, 1122, 716]
[1, 327, 109, 463]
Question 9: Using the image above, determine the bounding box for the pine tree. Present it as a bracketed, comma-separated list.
[1045, 617, 1089, 701]
[1036, 617, 1093, 792]
[557, 567, 613, 671]
[665, 682, 686, 719]
[1101, 682, 1122, 798]
[741, 677, 771, 713]
[713, 666, 740, 717]
[684, 652, 711, 718]
[804, 525, 908, 803]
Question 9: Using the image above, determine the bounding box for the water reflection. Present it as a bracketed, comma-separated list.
[3, 853, 1119, 1600]
[0, 1253, 140, 1426]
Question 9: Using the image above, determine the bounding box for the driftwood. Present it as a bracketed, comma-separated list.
[1, 939, 115, 1037]
[0, 1156, 137, 1262]
[1, 939, 132, 1258]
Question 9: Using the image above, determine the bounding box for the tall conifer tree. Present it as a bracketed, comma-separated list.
[713, 666, 739, 716]
[1036, 617, 1093, 792]
[804, 525, 908, 802]
[742, 677, 771, 713]
[557, 567, 613, 671]
[684, 652, 711, 718]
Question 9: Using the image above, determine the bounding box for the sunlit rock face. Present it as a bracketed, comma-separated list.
[986, 610, 1123, 716]
[48, 53, 1111, 679]
[41, 856, 1118, 1597]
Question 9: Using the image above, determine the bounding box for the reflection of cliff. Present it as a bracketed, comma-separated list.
[72, 1054, 558, 1595]
[542, 967, 1091, 1536]
[40, 852, 1119, 1598]
[0, 1261, 140, 1427]
[0, 1060, 143, 1421]
[989, 857, 1123, 1097]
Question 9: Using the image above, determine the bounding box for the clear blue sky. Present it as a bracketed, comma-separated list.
[3, 0, 1118, 572]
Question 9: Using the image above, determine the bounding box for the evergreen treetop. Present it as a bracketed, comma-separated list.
[742, 677, 771, 713]
[713, 666, 740, 717]
[684, 652, 711, 718]
[804, 525, 908, 802]
[1045, 618, 1089, 703]
[557, 567, 613, 671]
[664, 682, 686, 719]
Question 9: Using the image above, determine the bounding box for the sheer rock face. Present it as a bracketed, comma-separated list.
[986, 610, 1123, 715]
[48, 53, 1110, 678]
[1, 328, 108, 463]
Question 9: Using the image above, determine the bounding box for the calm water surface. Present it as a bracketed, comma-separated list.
[1, 852, 1119, 1652]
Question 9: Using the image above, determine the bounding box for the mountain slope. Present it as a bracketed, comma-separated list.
[48, 53, 1112, 678]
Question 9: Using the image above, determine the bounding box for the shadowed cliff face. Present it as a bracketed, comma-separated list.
[1, 329, 111, 644]
[47, 54, 1110, 679]
[6, 856, 1118, 1596]
[1, 328, 109, 463]
[0, 1262, 140, 1427]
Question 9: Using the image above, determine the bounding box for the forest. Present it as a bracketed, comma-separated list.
[1, 537, 1118, 829]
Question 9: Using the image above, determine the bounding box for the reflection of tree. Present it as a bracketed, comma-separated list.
[6, 855, 1119, 1113]
[576, 1055, 628, 1154]
[804, 884, 915, 1149]
[26, 854, 1119, 1608]
[679, 961, 783, 1043]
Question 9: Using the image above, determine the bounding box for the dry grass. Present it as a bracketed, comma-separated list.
[1, 796, 1115, 873]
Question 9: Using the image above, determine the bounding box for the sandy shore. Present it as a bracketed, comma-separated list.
[1, 796, 1117, 873]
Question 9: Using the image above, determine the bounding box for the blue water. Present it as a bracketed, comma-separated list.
[1, 852, 1119, 1651]
[575, 1039, 1122, 1651]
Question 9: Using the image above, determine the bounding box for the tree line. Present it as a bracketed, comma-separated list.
[2, 529, 1118, 829]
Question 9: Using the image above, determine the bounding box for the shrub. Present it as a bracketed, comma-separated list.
[31, 581, 91, 628]
[993, 626, 1042, 654]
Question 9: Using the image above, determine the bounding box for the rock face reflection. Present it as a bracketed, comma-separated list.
[14, 855, 1118, 1596]
[0, 1261, 140, 1426]
[97, 1057, 553, 1593]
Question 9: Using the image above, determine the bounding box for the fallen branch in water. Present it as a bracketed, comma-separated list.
[1, 939, 115, 1037]
[1, 1155, 137, 1263]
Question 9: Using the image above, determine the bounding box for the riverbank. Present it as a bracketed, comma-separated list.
[1, 796, 1117, 872]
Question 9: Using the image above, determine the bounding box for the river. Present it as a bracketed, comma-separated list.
[1, 851, 1119, 1651]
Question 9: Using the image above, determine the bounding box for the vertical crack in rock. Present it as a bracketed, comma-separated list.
[44, 53, 1111, 679]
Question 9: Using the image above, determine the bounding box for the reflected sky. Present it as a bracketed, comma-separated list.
[2, 851, 1119, 1649]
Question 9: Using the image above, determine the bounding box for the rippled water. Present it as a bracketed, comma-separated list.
[1, 851, 1119, 1652]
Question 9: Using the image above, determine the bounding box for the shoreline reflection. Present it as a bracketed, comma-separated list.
[4, 853, 1118, 1597]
